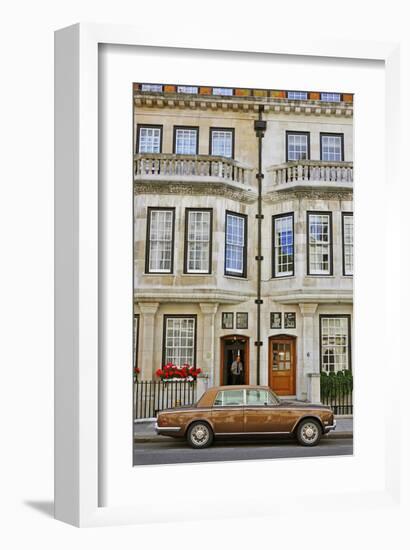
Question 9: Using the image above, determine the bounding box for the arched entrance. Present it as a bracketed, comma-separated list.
[268, 334, 296, 395]
[220, 335, 249, 386]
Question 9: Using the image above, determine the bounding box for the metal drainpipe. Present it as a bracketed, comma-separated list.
[254, 106, 267, 386]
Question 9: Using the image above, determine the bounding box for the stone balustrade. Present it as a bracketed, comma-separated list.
[134, 153, 253, 186]
[268, 160, 353, 187]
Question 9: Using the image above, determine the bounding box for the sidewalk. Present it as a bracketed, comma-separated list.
[134, 416, 353, 443]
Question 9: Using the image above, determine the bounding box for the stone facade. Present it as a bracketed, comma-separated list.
[133, 85, 353, 401]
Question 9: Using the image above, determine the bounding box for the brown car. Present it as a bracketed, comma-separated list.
[156, 385, 336, 448]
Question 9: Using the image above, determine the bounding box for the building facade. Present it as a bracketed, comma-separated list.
[133, 83, 353, 401]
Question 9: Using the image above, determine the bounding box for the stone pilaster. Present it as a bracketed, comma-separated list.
[138, 302, 159, 379]
[307, 373, 321, 404]
[299, 303, 319, 403]
[299, 303, 319, 375]
[199, 303, 218, 385]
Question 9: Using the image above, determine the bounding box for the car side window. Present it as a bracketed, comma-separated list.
[246, 389, 278, 406]
[214, 390, 245, 407]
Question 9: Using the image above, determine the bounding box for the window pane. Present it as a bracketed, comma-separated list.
[187, 211, 211, 273]
[141, 84, 163, 92]
[177, 86, 198, 94]
[321, 317, 349, 373]
[287, 91, 308, 100]
[308, 214, 331, 275]
[320, 92, 341, 102]
[321, 135, 343, 161]
[148, 210, 173, 272]
[211, 130, 233, 158]
[287, 134, 308, 161]
[226, 214, 245, 274]
[212, 87, 233, 96]
[175, 128, 198, 155]
[246, 389, 271, 405]
[214, 390, 244, 406]
[274, 214, 294, 276]
[138, 127, 161, 154]
[165, 317, 195, 366]
[343, 215, 353, 275]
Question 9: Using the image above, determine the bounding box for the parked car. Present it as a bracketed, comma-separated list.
[155, 385, 336, 448]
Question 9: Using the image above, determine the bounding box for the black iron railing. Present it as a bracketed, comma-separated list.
[320, 371, 353, 415]
[134, 380, 197, 420]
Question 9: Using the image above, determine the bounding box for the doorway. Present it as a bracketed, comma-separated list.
[268, 335, 296, 395]
[220, 335, 249, 386]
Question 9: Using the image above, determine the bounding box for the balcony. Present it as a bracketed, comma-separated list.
[134, 153, 254, 187]
[267, 160, 353, 192]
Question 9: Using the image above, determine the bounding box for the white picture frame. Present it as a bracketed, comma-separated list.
[54, 22, 409, 529]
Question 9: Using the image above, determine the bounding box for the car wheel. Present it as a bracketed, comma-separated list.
[296, 419, 322, 446]
[187, 421, 214, 449]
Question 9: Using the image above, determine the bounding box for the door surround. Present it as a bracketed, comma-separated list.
[220, 335, 250, 386]
[268, 334, 297, 395]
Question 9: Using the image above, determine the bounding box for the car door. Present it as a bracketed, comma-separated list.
[211, 389, 245, 434]
[243, 389, 284, 433]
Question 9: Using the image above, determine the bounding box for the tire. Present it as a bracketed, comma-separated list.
[187, 421, 214, 449]
[296, 419, 322, 446]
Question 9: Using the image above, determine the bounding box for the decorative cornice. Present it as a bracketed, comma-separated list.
[134, 94, 353, 118]
[134, 181, 257, 204]
[134, 290, 254, 304]
[263, 188, 353, 204]
[270, 290, 353, 304]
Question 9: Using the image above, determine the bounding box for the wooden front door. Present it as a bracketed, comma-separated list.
[269, 336, 296, 395]
[220, 336, 249, 386]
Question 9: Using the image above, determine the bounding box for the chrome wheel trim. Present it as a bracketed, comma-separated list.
[301, 422, 319, 443]
[191, 424, 210, 446]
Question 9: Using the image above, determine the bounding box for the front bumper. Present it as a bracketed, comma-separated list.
[155, 422, 182, 436]
[323, 420, 337, 434]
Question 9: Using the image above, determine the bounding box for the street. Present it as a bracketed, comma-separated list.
[133, 436, 353, 466]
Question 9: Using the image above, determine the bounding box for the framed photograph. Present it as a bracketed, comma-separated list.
[55, 23, 406, 531]
[221, 312, 234, 330]
[284, 312, 296, 329]
[270, 312, 282, 329]
[236, 312, 248, 329]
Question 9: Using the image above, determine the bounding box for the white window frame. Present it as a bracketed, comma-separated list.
[212, 87, 233, 96]
[320, 92, 341, 101]
[321, 133, 344, 161]
[320, 316, 351, 373]
[342, 213, 354, 276]
[287, 132, 309, 161]
[307, 212, 332, 275]
[225, 212, 246, 277]
[185, 209, 212, 274]
[137, 125, 162, 154]
[164, 316, 196, 367]
[174, 127, 198, 155]
[146, 208, 174, 274]
[287, 91, 308, 100]
[177, 85, 198, 94]
[273, 213, 294, 277]
[140, 83, 163, 92]
[210, 128, 234, 158]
